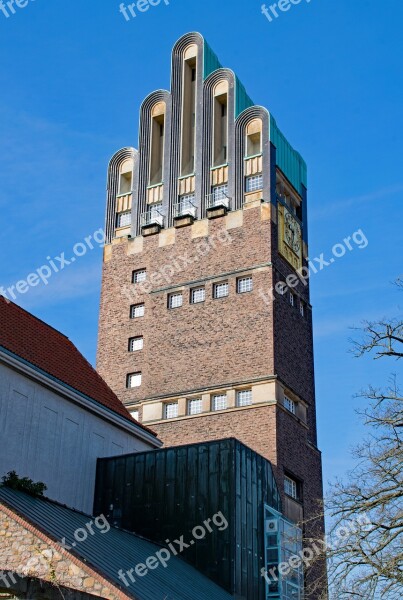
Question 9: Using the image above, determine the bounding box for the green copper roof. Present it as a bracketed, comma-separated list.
[203, 40, 222, 79]
[203, 39, 254, 118]
[234, 75, 255, 118]
[270, 115, 307, 194]
[203, 35, 306, 193]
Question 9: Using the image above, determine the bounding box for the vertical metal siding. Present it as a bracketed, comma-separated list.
[203, 41, 222, 79]
[270, 115, 307, 195]
[235, 76, 255, 118]
[94, 439, 281, 600]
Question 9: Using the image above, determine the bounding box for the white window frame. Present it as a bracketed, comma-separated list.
[213, 282, 229, 299]
[133, 269, 147, 284]
[130, 303, 145, 319]
[130, 410, 139, 421]
[237, 389, 252, 407]
[300, 301, 305, 317]
[284, 475, 299, 500]
[278, 282, 287, 296]
[212, 394, 228, 411]
[116, 211, 132, 228]
[284, 395, 297, 415]
[127, 372, 142, 388]
[188, 398, 203, 415]
[190, 287, 205, 304]
[289, 292, 295, 307]
[129, 337, 144, 352]
[237, 276, 253, 294]
[164, 402, 179, 420]
[179, 193, 196, 205]
[168, 292, 183, 309]
[212, 184, 229, 203]
[245, 174, 263, 193]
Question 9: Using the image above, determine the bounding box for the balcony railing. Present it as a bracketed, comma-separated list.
[206, 191, 231, 210]
[141, 207, 164, 228]
[174, 198, 197, 219]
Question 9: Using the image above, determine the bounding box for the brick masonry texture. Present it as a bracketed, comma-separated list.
[0, 505, 124, 600]
[97, 203, 326, 595]
[97, 207, 275, 403]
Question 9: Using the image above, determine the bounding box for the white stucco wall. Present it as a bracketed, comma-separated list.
[0, 360, 157, 514]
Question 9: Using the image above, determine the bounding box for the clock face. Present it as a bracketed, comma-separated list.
[284, 210, 301, 254]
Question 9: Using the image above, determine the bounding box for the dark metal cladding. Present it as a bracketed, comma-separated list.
[94, 438, 281, 599]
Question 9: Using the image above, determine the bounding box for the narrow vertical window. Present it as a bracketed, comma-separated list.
[149, 103, 166, 186]
[245, 119, 262, 157]
[181, 47, 197, 176]
[213, 90, 228, 166]
[119, 170, 132, 195]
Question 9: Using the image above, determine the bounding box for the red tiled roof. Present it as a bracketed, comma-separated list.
[0, 297, 157, 437]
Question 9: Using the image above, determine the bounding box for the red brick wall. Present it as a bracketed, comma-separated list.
[97, 207, 275, 403]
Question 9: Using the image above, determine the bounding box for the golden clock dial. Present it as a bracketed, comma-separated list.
[284, 211, 301, 254]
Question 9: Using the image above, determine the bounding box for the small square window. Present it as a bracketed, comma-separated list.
[129, 337, 144, 352]
[191, 287, 205, 304]
[213, 282, 229, 299]
[237, 277, 253, 294]
[212, 394, 227, 411]
[188, 398, 203, 415]
[246, 174, 263, 193]
[284, 396, 297, 415]
[168, 293, 183, 309]
[130, 304, 145, 318]
[164, 402, 178, 419]
[130, 410, 139, 421]
[127, 372, 142, 388]
[116, 211, 132, 228]
[284, 475, 299, 501]
[237, 389, 252, 407]
[289, 293, 295, 307]
[133, 269, 147, 284]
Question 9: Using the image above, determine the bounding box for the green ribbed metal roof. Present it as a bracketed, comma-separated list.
[234, 75, 254, 118]
[203, 39, 222, 79]
[0, 487, 233, 600]
[202, 37, 306, 193]
[270, 115, 307, 195]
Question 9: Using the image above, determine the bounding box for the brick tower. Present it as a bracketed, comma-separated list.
[97, 32, 325, 596]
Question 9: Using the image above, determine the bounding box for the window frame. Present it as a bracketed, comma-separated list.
[284, 395, 297, 415]
[130, 303, 145, 319]
[116, 211, 132, 228]
[127, 372, 142, 389]
[245, 174, 263, 193]
[187, 398, 203, 416]
[213, 281, 229, 299]
[128, 337, 144, 352]
[236, 389, 252, 407]
[190, 287, 206, 304]
[132, 269, 147, 284]
[164, 402, 179, 420]
[284, 474, 301, 502]
[168, 292, 183, 309]
[212, 394, 228, 411]
[237, 276, 253, 294]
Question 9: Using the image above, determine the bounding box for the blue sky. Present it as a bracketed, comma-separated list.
[0, 0, 402, 488]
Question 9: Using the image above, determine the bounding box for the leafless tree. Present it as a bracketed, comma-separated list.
[306, 278, 403, 600]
